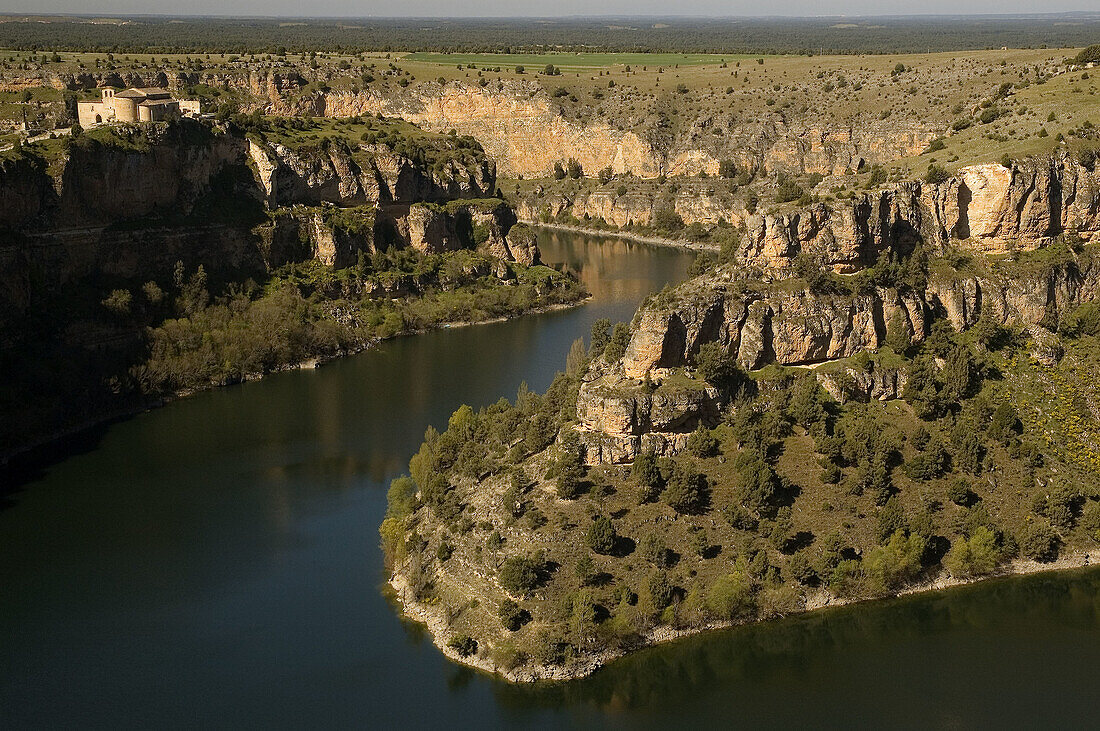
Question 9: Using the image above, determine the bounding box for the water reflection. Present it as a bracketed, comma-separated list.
[2, 230, 1097, 728]
[492, 567, 1100, 728]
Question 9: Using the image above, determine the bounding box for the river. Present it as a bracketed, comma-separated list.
[2, 230, 1098, 728]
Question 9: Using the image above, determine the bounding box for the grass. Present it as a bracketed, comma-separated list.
[402, 52, 754, 71]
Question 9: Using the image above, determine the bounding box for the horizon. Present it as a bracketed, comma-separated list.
[2, 6, 1099, 19]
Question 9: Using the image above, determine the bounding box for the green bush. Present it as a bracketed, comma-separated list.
[586, 516, 617, 554]
[499, 555, 545, 595]
[448, 634, 478, 657]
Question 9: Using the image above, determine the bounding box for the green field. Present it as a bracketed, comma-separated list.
[401, 52, 753, 70]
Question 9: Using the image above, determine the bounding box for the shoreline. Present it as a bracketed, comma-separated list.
[0, 295, 589, 478]
[524, 220, 721, 253]
[388, 547, 1097, 684]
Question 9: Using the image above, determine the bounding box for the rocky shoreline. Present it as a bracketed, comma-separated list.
[389, 550, 1097, 683]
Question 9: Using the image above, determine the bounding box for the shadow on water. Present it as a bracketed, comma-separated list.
[3, 229, 1099, 728]
[491, 566, 1100, 728]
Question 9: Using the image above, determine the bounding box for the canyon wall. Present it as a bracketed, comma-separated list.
[270, 83, 941, 179]
[571, 155, 1100, 463]
[0, 119, 528, 337]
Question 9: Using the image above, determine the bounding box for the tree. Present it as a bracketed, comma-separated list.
[943, 526, 1002, 578]
[385, 476, 418, 518]
[718, 159, 737, 179]
[566, 157, 583, 179]
[586, 515, 617, 554]
[734, 450, 779, 512]
[589, 318, 611, 358]
[633, 450, 664, 503]
[575, 554, 596, 584]
[603, 322, 631, 362]
[776, 178, 804, 203]
[687, 425, 720, 457]
[706, 571, 755, 619]
[555, 431, 586, 500]
[101, 289, 132, 317]
[553, 161, 566, 180]
[448, 634, 477, 657]
[787, 377, 828, 428]
[864, 531, 925, 592]
[597, 166, 613, 184]
[652, 207, 685, 232]
[647, 571, 674, 611]
[664, 461, 709, 514]
[884, 308, 912, 353]
[499, 555, 544, 595]
[1019, 521, 1059, 562]
[565, 337, 588, 376]
[988, 402, 1020, 442]
[640, 533, 671, 568]
[694, 342, 743, 393]
[498, 599, 528, 631]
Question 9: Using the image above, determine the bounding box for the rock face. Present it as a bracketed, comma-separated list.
[247, 137, 494, 208]
[575, 367, 721, 463]
[518, 186, 743, 229]
[267, 83, 943, 180]
[574, 155, 1100, 463]
[0, 119, 534, 337]
[315, 85, 660, 179]
[736, 156, 1099, 273]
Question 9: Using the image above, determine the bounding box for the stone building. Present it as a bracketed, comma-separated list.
[77, 88, 201, 128]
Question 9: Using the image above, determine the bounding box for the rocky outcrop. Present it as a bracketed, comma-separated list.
[518, 186, 743, 229]
[314, 85, 660, 179]
[0, 119, 533, 337]
[576, 368, 721, 463]
[246, 137, 494, 209]
[738, 156, 1099, 273]
[577, 218, 1100, 461]
[815, 362, 909, 403]
[268, 83, 943, 180]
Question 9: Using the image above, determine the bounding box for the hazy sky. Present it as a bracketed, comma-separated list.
[3, 2, 1099, 17]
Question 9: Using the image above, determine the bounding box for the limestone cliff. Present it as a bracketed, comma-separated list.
[737, 155, 1100, 273]
[0, 118, 532, 337]
[571, 154, 1100, 463]
[259, 82, 941, 180]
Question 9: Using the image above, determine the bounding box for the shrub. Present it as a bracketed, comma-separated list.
[776, 178, 804, 203]
[586, 515, 617, 554]
[498, 599, 528, 631]
[718, 159, 737, 178]
[448, 634, 478, 657]
[706, 571, 755, 620]
[925, 164, 950, 184]
[1018, 522, 1060, 562]
[943, 526, 1002, 578]
[979, 106, 1002, 124]
[499, 555, 544, 595]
